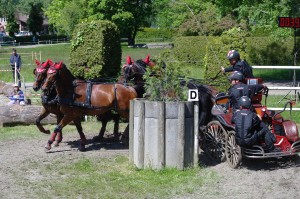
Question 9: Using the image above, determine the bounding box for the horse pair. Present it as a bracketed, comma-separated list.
[34, 59, 121, 142]
[33, 56, 154, 150]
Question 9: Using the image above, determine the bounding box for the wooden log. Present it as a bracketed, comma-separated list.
[0, 105, 57, 125]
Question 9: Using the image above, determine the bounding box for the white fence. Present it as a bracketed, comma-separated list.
[253, 65, 300, 109]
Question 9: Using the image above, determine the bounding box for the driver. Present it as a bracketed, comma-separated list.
[232, 96, 279, 153]
[221, 50, 254, 78]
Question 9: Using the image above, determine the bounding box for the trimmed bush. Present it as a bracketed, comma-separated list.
[136, 28, 174, 41]
[70, 20, 121, 80]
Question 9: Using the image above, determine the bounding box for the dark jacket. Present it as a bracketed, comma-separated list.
[228, 83, 264, 112]
[10, 54, 22, 69]
[224, 60, 254, 78]
[232, 109, 260, 147]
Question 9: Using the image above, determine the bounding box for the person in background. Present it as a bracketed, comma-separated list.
[8, 84, 25, 105]
[232, 96, 279, 153]
[10, 48, 22, 87]
[221, 50, 254, 78]
[0, 23, 5, 33]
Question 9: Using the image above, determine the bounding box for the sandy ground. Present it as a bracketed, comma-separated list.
[0, 129, 300, 199]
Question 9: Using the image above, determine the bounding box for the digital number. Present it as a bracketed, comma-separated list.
[278, 17, 300, 28]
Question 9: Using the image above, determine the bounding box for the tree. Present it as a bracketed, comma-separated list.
[45, 0, 154, 45]
[27, 2, 44, 36]
[6, 11, 19, 37]
[45, 0, 86, 36]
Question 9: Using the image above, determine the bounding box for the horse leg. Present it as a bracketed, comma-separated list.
[53, 115, 64, 147]
[45, 124, 63, 150]
[45, 116, 72, 151]
[73, 117, 87, 152]
[94, 117, 107, 141]
[35, 108, 51, 134]
[112, 115, 120, 141]
[121, 124, 129, 146]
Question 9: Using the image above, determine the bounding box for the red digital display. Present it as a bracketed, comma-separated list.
[278, 17, 300, 28]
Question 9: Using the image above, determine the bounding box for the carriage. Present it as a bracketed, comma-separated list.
[202, 77, 300, 168]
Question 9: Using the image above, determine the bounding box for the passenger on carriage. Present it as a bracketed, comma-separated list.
[221, 50, 254, 78]
[227, 71, 266, 113]
[232, 96, 280, 153]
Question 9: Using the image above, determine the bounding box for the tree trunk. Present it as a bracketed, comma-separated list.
[0, 105, 57, 126]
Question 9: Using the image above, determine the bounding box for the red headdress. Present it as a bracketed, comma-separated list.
[126, 56, 133, 65]
[144, 55, 150, 64]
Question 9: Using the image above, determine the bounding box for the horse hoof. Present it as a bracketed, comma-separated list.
[44, 130, 51, 134]
[53, 141, 59, 147]
[92, 136, 104, 142]
[79, 145, 86, 152]
[44, 144, 51, 150]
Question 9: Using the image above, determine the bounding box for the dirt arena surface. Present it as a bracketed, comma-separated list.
[0, 131, 299, 199]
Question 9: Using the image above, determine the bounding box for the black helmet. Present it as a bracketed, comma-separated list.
[229, 71, 244, 81]
[239, 96, 252, 108]
[227, 50, 240, 60]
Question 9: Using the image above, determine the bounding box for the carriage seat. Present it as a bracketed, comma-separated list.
[244, 78, 264, 104]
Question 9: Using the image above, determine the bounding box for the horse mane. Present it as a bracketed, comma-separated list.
[187, 81, 215, 126]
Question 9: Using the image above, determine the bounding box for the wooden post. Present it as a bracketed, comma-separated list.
[157, 101, 165, 168]
[177, 102, 185, 170]
[129, 100, 134, 164]
[135, 100, 145, 169]
[193, 102, 199, 167]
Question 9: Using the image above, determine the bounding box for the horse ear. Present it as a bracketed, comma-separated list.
[55, 62, 63, 69]
[35, 59, 40, 66]
[144, 54, 150, 64]
[48, 59, 54, 66]
[126, 56, 133, 65]
[41, 59, 49, 67]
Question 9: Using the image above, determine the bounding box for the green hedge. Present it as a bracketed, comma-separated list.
[136, 28, 174, 40]
[172, 33, 297, 91]
[70, 20, 121, 80]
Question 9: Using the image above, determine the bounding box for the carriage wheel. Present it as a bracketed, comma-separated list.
[203, 120, 227, 163]
[225, 131, 242, 169]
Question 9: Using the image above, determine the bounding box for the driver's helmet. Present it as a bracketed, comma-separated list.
[229, 71, 244, 81]
[227, 50, 240, 60]
[238, 96, 252, 109]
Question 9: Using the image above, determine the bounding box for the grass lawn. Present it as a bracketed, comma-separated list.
[0, 43, 165, 83]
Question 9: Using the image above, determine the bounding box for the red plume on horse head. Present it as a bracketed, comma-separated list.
[54, 62, 63, 70]
[144, 54, 150, 64]
[144, 54, 156, 67]
[126, 56, 133, 65]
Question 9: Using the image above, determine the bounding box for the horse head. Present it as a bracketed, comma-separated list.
[41, 62, 64, 92]
[33, 59, 54, 91]
[122, 55, 156, 83]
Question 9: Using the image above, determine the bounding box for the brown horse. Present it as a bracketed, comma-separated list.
[41, 62, 138, 151]
[33, 60, 121, 143]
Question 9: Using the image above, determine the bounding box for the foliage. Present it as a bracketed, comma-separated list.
[247, 37, 294, 66]
[45, 0, 154, 45]
[135, 27, 174, 41]
[69, 20, 121, 80]
[44, 0, 86, 36]
[143, 53, 189, 102]
[5, 11, 19, 37]
[152, 0, 204, 29]
[27, 2, 44, 36]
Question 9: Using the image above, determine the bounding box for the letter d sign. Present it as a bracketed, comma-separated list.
[188, 89, 198, 101]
